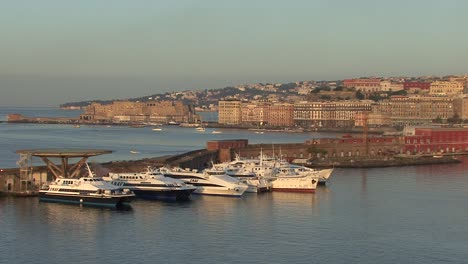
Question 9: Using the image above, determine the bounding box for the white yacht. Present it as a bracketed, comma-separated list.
[250, 152, 334, 184]
[103, 167, 196, 201]
[289, 166, 334, 184]
[223, 168, 271, 193]
[158, 167, 248, 197]
[215, 152, 333, 192]
[195, 127, 206, 132]
[39, 164, 134, 207]
[270, 175, 318, 193]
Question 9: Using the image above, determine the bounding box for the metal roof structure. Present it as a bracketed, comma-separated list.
[16, 148, 112, 179]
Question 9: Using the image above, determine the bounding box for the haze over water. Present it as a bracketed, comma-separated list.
[1, 107, 468, 263]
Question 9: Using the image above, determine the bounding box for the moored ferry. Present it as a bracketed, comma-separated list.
[103, 167, 197, 201]
[158, 167, 248, 197]
[39, 177, 135, 207]
[222, 168, 271, 193]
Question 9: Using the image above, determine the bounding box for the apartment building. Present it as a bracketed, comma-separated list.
[293, 101, 372, 128]
[218, 100, 242, 125]
[429, 81, 464, 96]
[294, 102, 325, 127]
[389, 96, 454, 126]
[266, 103, 294, 127]
[241, 101, 270, 125]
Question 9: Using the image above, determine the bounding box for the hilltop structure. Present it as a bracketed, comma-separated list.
[79, 100, 199, 124]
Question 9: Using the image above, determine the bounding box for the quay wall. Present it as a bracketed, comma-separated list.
[228, 140, 405, 162]
[0, 167, 50, 196]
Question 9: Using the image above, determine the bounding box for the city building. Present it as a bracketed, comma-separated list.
[80, 101, 198, 123]
[343, 78, 381, 92]
[241, 101, 270, 125]
[404, 127, 468, 154]
[388, 96, 454, 126]
[266, 103, 294, 127]
[293, 100, 372, 128]
[379, 81, 404, 92]
[429, 81, 464, 96]
[218, 100, 242, 125]
[403, 81, 431, 91]
[294, 101, 325, 128]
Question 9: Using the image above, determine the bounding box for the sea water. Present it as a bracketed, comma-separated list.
[0, 107, 467, 263]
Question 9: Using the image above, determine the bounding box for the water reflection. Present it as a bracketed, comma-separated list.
[3, 159, 468, 264]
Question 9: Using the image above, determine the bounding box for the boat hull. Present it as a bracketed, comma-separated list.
[193, 187, 246, 197]
[244, 184, 271, 193]
[271, 188, 315, 193]
[39, 191, 134, 207]
[270, 176, 318, 193]
[132, 189, 195, 201]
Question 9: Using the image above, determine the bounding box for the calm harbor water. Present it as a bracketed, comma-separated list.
[0, 107, 339, 168]
[1, 107, 468, 263]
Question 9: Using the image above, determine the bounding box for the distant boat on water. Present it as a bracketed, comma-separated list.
[212, 130, 222, 134]
[195, 127, 205, 132]
[152, 127, 162, 131]
[130, 124, 147, 128]
[130, 150, 140, 154]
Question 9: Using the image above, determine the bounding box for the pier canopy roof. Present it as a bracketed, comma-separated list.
[16, 148, 112, 158]
[16, 148, 112, 179]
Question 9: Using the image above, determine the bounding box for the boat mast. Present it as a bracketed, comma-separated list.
[85, 162, 94, 177]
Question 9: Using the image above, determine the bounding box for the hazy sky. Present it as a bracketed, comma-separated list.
[1, 0, 468, 106]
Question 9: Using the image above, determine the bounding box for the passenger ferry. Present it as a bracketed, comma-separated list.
[39, 165, 134, 207]
[158, 167, 248, 197]
[39, 163, 135, 207]
[103, 167, 197, 201]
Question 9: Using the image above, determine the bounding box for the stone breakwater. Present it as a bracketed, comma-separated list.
[309, 155, 460, 168]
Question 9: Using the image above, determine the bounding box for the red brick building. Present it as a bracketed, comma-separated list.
[404, 127, 468, 154]
[403, 81, 431, 91]
[266, 103, 294, 127]
[206, 139, 249, 151]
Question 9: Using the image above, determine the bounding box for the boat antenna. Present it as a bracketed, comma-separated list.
[272, 143, 275, 159]
[260, 148, 263, 167]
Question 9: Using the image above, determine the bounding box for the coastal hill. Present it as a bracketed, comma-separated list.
[59, 78, 415, 110]
[60, 83, 302, 109]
